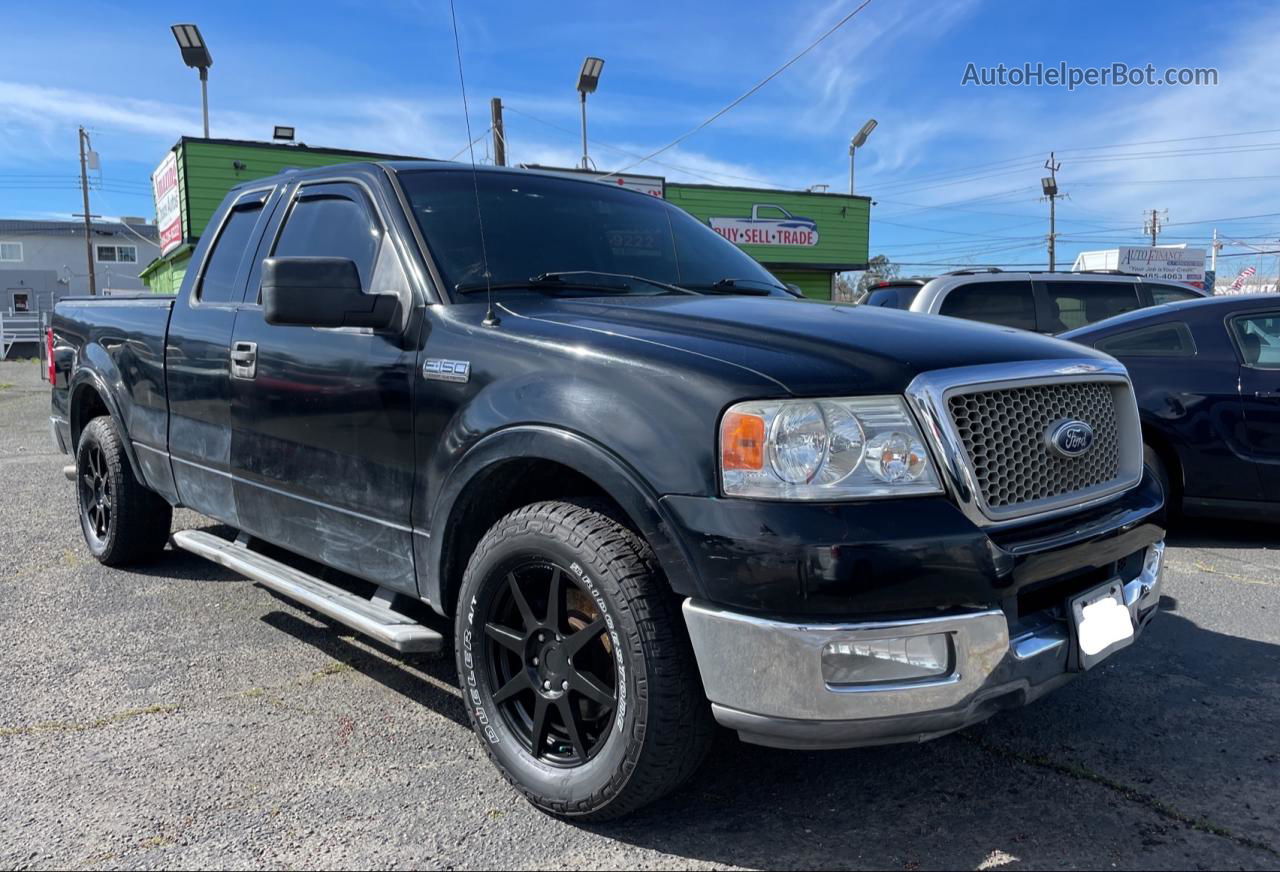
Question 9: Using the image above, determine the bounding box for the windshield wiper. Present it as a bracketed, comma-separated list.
[455, 275, 633, 295]
[680, 278, 779, 296]
[533, 271, 699, 296]
[455, 270, 699, 297]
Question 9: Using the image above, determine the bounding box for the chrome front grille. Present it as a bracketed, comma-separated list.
[947, 382, 1120, 511]
[906, 360, 1144, 526]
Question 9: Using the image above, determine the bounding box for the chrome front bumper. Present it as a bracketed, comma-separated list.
[683, 541, 1165, 750]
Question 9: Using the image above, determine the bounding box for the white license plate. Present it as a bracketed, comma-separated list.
[1070, 582, 1134, 669]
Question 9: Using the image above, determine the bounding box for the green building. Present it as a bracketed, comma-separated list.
[140, 140, 871, 301]
[139, 137, 418, 293]
[663, 183, 870, 299]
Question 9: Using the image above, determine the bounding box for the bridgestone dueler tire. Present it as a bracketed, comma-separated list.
[455, 500, 714, 820]
[76, 416, 172, 566]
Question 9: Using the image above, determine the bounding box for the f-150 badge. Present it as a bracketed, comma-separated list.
[423, 358, 471, 383]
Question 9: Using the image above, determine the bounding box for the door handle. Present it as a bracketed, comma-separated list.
[230, 341, 257, 379]
[1254, 391, 1280, 399]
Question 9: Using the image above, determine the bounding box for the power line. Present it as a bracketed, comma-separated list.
[1217, 249, 1280, 258]
[864, 126, 1280, 195]
[601, 0, 874, 177]
[1073, 175, 1280, 185]
[447, 125, 493, 162]
[1068, 141, 1280, 164]
[871, 147, 1280, 200]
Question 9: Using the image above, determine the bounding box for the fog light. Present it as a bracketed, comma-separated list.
[821, 633, 951, 685]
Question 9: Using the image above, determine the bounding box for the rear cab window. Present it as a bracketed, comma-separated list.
[1041, 280, 1141, 332]
[197, 197, 267, 304]
[937, 281, 1036, 331]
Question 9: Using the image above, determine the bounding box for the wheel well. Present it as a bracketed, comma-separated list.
[439, 458, 638, 616]
[70, 384, 110, 450]
[1142, 425, 1182, 499]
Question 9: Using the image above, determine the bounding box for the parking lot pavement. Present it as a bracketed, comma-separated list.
[1, 356, 1277, 871]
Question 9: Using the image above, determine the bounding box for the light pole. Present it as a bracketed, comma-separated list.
[171, 24, 213, 138]
[576, 57, 604, 171]
[849, 118, 877, 195]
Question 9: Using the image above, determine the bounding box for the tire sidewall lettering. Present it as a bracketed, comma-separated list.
[462, 595, 500, 744]
[570, 561, 627, 736]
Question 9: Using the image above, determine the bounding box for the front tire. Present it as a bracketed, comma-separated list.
[76, 415, 172, 566]
[455, 501, 713, 820]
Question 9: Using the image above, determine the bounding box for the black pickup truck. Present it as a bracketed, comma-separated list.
[50, 162, 1166, 819]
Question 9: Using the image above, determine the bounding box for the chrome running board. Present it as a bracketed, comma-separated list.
[172, 529, 444, 654]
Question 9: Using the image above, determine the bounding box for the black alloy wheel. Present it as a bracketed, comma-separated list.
[455, 500, 715, 819]
[74, 415, 172, 566]
[79, 438, 113, 548]
[482, 560, 617, 766]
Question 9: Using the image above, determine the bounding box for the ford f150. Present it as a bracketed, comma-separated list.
[50, 161, 1166, 819]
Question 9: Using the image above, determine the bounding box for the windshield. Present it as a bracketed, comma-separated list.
[398, 169, 788, 297]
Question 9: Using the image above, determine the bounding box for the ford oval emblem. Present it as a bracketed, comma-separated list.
[1047, 419, 1095, 458]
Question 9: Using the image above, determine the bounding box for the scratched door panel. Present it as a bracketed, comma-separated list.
[229, 180, 419, 592]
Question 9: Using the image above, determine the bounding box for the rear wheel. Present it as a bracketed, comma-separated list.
[455, 500, 713, 820]
[76, 415, 172, 566]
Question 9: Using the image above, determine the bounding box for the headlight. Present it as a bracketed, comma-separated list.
[719, 396, 942, 500]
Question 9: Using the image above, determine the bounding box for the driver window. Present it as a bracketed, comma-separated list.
[272, 191, 380, 286]
[1232, 314, 1280, 369]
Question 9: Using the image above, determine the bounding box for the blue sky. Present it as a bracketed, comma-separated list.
[3, 0, 1279, 278]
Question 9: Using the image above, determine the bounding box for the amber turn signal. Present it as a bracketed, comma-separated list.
[721, 411, 766, 471]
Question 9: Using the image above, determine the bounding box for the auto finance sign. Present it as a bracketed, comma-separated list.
[152, 151, 183, 256]
[1116, 246, 1206, 287]
[708, 204, 820, 247]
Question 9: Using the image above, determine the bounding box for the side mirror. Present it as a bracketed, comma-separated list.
[784, 283, 805, 299]
[261, 257, 399, 330]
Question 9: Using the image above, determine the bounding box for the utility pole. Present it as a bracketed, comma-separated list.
[490, 98, 506, 167]
[1144, 208, 1166, 246]
[1040, 152, 1064, 271]
[1211, 227, 1219, 273]
[77, 126, 97, 296]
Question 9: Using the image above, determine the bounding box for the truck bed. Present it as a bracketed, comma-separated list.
[51, 295, 175, 459]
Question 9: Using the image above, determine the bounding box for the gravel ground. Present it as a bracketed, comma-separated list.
[1, 357, 1277, 870]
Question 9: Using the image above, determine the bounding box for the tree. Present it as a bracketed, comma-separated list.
[855, 255, 900, 297]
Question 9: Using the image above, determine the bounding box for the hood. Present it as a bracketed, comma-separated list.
[504, 295, 1112, 396]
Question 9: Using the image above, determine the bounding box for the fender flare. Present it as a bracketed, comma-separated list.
[422, 424, 704, 611]
[68, 363, 143, 476]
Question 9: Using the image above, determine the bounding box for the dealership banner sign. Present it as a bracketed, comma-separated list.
[152, 151, 183, 256]
[708, 204, 819, 247]
[1116, 246, 1206, 287]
